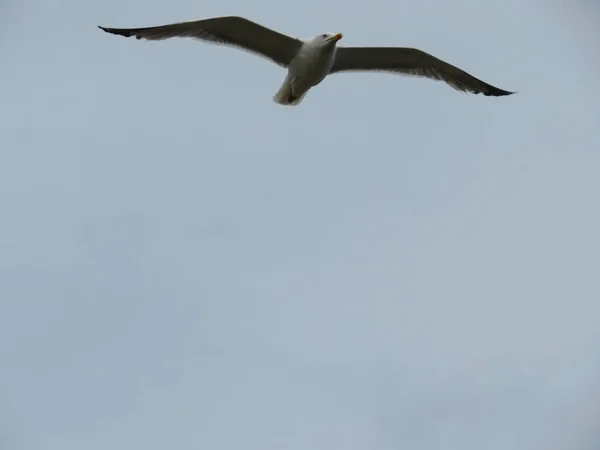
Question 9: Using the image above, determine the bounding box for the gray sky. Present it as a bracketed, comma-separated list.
[1, 0, 599, 449]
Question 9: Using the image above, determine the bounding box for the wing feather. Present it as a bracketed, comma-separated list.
[98, 16, 303, 68]
[331, 47, 514, 96]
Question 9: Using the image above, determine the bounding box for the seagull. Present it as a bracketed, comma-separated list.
[98, 16, 515, 106]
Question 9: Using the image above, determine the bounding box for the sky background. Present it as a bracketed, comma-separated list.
[1, 0, 599, 449]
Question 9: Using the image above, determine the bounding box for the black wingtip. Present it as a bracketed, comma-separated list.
[97, 25, 136, 38]
[484, 87, 517, 97]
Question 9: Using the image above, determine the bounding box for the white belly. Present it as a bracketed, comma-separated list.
[288, 45, 337, 90]
[272, 41, 338, 105]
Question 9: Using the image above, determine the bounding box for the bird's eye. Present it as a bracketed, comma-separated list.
[322, 34, 327, 38]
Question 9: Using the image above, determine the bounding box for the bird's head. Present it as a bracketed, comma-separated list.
[314, 32, 343, 46]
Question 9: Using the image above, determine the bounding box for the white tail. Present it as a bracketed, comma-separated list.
[272, 76, 309, 106]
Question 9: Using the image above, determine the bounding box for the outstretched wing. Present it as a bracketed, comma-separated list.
[331, 46, 514, 96]
[98, 16, 303, 68]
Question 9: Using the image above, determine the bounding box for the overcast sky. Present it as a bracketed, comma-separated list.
[1, 0, 599, 449]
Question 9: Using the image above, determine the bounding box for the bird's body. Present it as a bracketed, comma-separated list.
[98, 15, 515, 106]
[273, 33, 340, 105]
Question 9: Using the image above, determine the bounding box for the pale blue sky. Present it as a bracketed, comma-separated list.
[1, 0, 599, 449]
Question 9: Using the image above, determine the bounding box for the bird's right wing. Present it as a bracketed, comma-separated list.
[98, 16, 303, 68]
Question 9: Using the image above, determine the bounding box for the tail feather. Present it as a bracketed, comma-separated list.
[273, 78, 308, 106]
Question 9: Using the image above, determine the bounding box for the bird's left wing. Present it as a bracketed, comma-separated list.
[98, 16, 303, 68]
[331, 47, 514, 96]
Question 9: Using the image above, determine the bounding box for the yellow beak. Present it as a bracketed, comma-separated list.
[330, 33, 343, 42]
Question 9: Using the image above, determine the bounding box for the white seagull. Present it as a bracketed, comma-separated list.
[98, 15, 515, 106]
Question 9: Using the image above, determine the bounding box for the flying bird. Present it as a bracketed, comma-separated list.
[98, 16, 515, 106]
